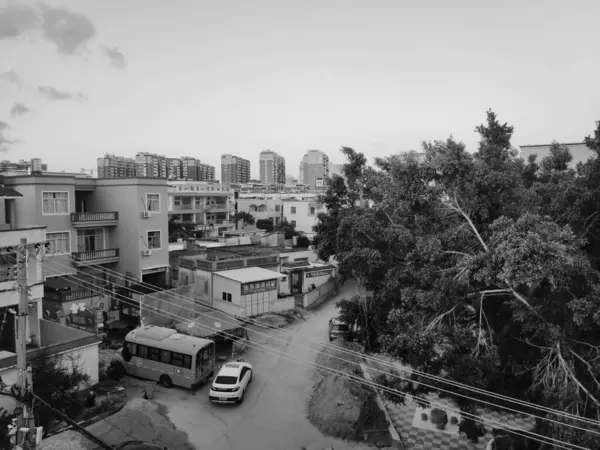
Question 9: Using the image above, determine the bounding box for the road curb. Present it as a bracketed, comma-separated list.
[360, 361, 404, 447]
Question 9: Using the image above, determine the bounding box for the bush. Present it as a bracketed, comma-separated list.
[421, 413, 428, 421]
[256, 219, 274, 232]
[430, 408, 448, 430]
[32, 353, 91, 431]
[107, 360, 126, 380]
[296, 236, 311, 247]
[450, 416, 458, 425]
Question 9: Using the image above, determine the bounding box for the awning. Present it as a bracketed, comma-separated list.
[45, 277, 75, 291]
[0, 186, 22, 199]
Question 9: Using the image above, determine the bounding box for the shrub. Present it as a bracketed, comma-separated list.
[421, 413, 428, 421]
[430, 408, 448, 430]
[450, 416, 458, 425]
[107, 360, 126, 380]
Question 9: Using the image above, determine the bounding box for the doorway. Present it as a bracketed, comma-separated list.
[291, 271, 303, 294]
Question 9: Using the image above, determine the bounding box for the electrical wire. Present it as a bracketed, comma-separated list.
[58, 254, 600, 433]
[45, 267, 593, 450]
[66, 252, 600, 427]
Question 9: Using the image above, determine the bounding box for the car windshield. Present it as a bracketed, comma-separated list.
[215, 375, 238, 385]
[333, 324, 348, 331]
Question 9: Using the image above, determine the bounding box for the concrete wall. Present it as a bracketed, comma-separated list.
[177, 267, 212, 301]
[303, 272, 331, 293]
[303, 280, 336, 309]
[213, 275, 241, 305]
[139, 285, 211, 327]
[520, 142, 595, 168]
[211, 297, 246, 317]
[282, 200, 324, 235]
[269, 295, 295, 312]
[279, 248, 318, 264]
[93, 179, 169, 280]
[278, 273, 291, 296]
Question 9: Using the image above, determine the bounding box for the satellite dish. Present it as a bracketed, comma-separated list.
[214, 322, 222, 329]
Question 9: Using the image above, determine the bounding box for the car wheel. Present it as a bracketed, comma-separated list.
[249, 371, 253, 384]
[159, 375, 173, 388]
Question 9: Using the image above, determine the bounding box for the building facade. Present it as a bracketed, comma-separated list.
[259, 150, 286, 185]
[3, 174, 170, 286]
[236, 194, 284, 226]
[299, 150, 329, 191]
[221, 154, 251, 184]
[167, 181, 236, 237]
[282, 195, 324, 236]
[0, 158, 48, 174]
[519, 142, 595, 168]
[97, 154, 137, 179]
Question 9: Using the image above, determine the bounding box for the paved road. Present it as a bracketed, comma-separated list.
[152, 280, 372, 450]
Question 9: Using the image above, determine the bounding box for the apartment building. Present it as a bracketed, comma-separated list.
[0, 186, 102, 409]
[97, 154, 137, 179]
[519, 142, 595, 167]
[221, 154, 251, 184]
[237, 194, 284, 226]
[299, 150, 329, 191]
[0, 158, 47, 174]
[259, 150, 286, 185]
[168, 181, 236, 237]
[177, 157, 215, 181]
[282, 195, 325, 236]
[2, 173, 170, 287]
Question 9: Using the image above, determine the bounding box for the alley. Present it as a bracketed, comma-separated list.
[152, 281, 371, 450]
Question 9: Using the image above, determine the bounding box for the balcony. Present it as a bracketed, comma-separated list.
[71, 212, 118, 228]
[72, 248, 120, 267]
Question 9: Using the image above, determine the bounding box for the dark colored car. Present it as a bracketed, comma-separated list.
[328, 317, 350, 341]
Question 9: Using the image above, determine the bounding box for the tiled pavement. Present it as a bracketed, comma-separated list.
[363, 364, 536, 449]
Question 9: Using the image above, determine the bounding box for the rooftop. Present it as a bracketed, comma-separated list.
[215, 267, 286, 283]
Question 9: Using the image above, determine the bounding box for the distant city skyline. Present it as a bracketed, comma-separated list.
[1, 1, 598, 181]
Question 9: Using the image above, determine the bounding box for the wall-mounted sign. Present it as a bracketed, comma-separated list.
[305, 269, 331, 279]
[241, 279, 278, 295]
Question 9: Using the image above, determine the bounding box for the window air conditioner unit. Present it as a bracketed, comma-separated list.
[142, 211, 151, 219]
[141, 249, 152, 256]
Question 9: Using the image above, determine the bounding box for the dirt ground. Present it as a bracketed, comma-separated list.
[40, 398, 194, 450]
[307, 340, 391, 442]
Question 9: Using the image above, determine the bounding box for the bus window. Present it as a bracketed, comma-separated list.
[138, 345, 149, 359]
[160, 350, 171, 364]
[125, 342, 138, 356]
[149, 347, 160, 361]
[171, 352, 184, 367]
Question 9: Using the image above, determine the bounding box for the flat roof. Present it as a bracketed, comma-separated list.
[215, 267, 286, 283]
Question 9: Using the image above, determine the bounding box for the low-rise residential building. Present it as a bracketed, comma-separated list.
[519, 142, 595, 167]
[236, 194, 284, 225]
[282, 195, 325, 236]
[167, 181, 236, 237]
[0, 187, 102, 410]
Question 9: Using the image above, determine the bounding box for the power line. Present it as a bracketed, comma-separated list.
[46, 268, 592, 450]
[66, 252, 600, 427]
[55, 255, 600, 433]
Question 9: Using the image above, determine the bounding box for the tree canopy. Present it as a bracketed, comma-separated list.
[314, 113, 600, 447]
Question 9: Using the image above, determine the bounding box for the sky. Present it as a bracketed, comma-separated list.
[1, 0, 600, 181]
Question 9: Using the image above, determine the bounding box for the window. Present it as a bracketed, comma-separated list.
[275, 205, 280, 212]
[146, 193, 160, 213]
[309, 207, 316, 215]
[174, 197, 182, 206]
[138, 345, 149, 359]
[147, 230, 161, 250]
[46, 232, 70, 254]
[77, 228, 104, 252]
[194, 197, 204, 205]
[127, 342, 138, 356]
[160, 349, 171, 364]
[149, 347, 160, 361]
[290, 207, 296, 214]
[42, 192, 69, 215]
[291, 220, 296, 227]
[222, 292, 232, 302]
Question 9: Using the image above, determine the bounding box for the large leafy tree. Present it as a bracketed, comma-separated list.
[314, 113, 600, 447]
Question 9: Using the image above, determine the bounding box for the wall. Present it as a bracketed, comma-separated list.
[139, 284, 211, 327]
[211, 297, 246, 317]
[236, 196, 283, 224]
[93, 179, 169, 280]
[302, 270, 333, 293]
[520, 142, 595, 168]
[282, 200, 325, 235]
[269, 295, 295, 312]
[213, 275, 241, 306]
[303, 280, 336, 309]
[177, 266, 212, 301]
[278, 273, 290, 296]
[279, 248, 318, 264]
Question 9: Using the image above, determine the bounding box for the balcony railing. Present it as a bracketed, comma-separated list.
[71, 212, 118, 226]
[72, 248, 120, 266]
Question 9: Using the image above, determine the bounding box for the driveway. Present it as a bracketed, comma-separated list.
[152, 280, 372, 450]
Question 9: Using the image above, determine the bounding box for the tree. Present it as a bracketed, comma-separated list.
[233, 212, 255, 229]
[256, 219, 274, 232]
[313, 113, 600, 447]
[168, 219, 195, 242]
[296, 235, 311, 247]
[32, 353, 91, 431]
[276, 220, 299, 240]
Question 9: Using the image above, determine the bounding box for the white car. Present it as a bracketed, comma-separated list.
[209, 361, 253, 404]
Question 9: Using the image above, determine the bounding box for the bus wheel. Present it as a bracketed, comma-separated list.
[160, 375, 173, 388]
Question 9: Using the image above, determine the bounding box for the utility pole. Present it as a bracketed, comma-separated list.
[14, 238, 39, 449]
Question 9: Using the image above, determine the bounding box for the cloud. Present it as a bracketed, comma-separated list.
[40, 3, 96, 54]
[10, 102, 31, 118]
[103, 46, 126, 70]
[0, 3, 40, 39]
[38, 85, 87, 101]
[0, 121, 19, 152]
[0, 69, 22, 87]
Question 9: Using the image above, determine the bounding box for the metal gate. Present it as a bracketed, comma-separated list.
[246, 292, 271, 317]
